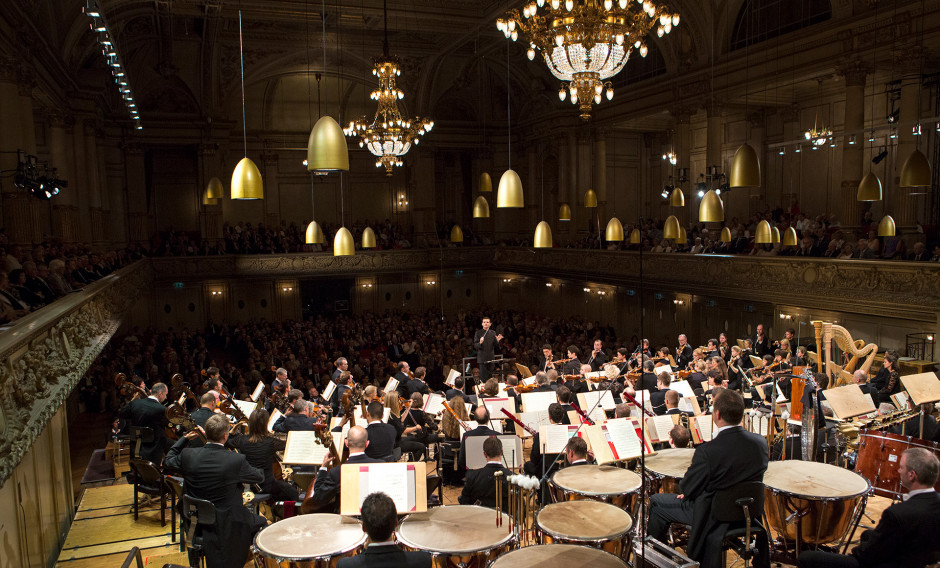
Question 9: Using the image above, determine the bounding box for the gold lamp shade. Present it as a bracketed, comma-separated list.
[771, 226, 781, 244]
[877, 214, 896, 237]
[669, 187, 685, 207]
[497, 169, 524, 208]
[699, 189, 724, 222]
[720, 227, 732, 243]
[605, 217, 624, 241]
[473, 195, 491, 218]
[362, 226, 377, 249]
[629, 228, 641, 244]
[677, 225, 687, 244]
[533, 220, 553, 248]
[900, 149, 931, 188]
[305, 220, 325, 244]
[479, 172, 493, 193]
[782, 226, 798, 247]
[730, 143, 761, 188]
[584, 189, 598, 208]
[755, 220, 773, 244]
[231, 157, 264, 200]
[202, 189, 219, 206]
[307, 116, 350, 172]
[558, 202, 572, 221]
[450, 224, 464, 243]
[663, 215, 680, 240]
[333, 226, 355, 256]
[856, 172, 883, 201]
[206, 177, 224, 199]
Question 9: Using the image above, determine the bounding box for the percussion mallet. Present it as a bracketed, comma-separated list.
[494, 471, 503, 527]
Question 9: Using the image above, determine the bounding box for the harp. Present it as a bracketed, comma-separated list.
[812, 321, 878, 387]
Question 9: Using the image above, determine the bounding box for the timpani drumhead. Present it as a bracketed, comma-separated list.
[397, 505, 514, 555]
[551, 465, 642, 496]
[643, 448, 695, 478]
[488, 544, 627, 567]
[253, 514, 366, 560]
[763, 461, 870, 499]
[536, 501, 633, 540]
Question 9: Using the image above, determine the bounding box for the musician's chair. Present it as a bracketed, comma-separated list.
[180, 495, 216, 568]
[712, 481, 769, 568]
[128, 458, 169, 527]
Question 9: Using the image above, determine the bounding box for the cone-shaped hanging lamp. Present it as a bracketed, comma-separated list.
[856, 172, 883, 201]
[496, 169, 524, 207]
[899, 149, 931, 188]
[231, 157, 264, 199]
[305, 220, 325, 244]
[473, 195, 490, 218]
[755, 220, 773, 244]
[450, 225, 464, 243]
[669, 187, 685, 207]
[720, 227, 732, 243]
[307, 116, 350, 173]
[699, 189, 724, 222]
[677, 225, 687, 245]
[202, 189, 219, 206]
[771, 226, 781, 244]
[730, 143, 761, 188]
[584, 189, 598, 208]
[782, 226, 798, 247]
[333, 226, 355, 256]
[877, 214, 896, 237]
[558, 203, 572, 221]
[479, 172, 493, 192]
[206, 177, 224, 199]
[663, 215, 680, 239]
[605, 217, 624, 242]
[362, 226, 377, 249]
[533, 221, 553, 248]
[629, 228, 641, 244]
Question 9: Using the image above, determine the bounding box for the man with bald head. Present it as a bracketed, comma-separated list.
[853, 369, 880, 407]
[312, 425, 383, 511]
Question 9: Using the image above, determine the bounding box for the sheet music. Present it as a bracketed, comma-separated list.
[647, 415, 676, 443]
[516, 410, 550, 435]
[355, 406, 391, 424]
[385, 377, 399, 394]
[605, 418, 643, 460]
[322, 381, 336, 401]
[497, 383, 509, 396]
[267, 409, 283, 432]
[445, 369, 460, 386]
[332, 431, 345, 454]
[521, 391, 557, 412]
[521, 376, 537, 386]
[678, 397, 696, 414]
[483, 397, 516, 416]
[283, 431, 330, 465]
[578, 390, 616, 411]
[540, 424, 579, 453]
[695, 415, 714, 442]
[892, 391, 912, 410]
[250, 381, 265, 402]
[233, 399, 257, 419]
[361, 463, 410, 511]
[422, 392, 445, 416]
[488, 420, 504, 433]
[587, 405, 607, 425]
[668, 380, 696, 398]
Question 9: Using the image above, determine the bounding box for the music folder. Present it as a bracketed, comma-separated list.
[340, 462, 427, 516]
[465, 434, 523, 469]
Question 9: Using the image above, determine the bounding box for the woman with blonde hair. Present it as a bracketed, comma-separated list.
[442, 395, 470, 441]
[384, 391, 424, 460]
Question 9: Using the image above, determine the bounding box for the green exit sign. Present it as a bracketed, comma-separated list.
[173, 282, 184, 289]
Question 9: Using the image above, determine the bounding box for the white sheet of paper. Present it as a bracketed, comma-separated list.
[892, 391, 911, 410]
[361, 463, 410, 511]
[332, 431, 345, 454]
[267, 409, 283, 432]
[282, 431, 330, 465]
[488, 420, 504, 433]
[695, 415, 714, 442]
[578, 390, 616, 411]
[233, 399, 257, 419]
[540, 424, 579, 453]
[669, 380, 696, 398]
[445, 369, 460, 386]
[251, 381, 265, 402]
[522, 391, 557, 412]
[483, 397, 516, 417]
[588, 405, 607, 425]
[355, 406, 391, 424]
[423, 392, 445, 416]
[605, 418, 642, 460]
[322, 381, 337, 401]
[521, 376, 537, 386]
[385, 377, 399, 394]
[678, 396, 697, 414]
[648, 415, 676, 442]
[516, 410, 550, 436]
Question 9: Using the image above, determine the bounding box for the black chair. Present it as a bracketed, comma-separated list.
[128, 426, 154, 461]
[128, 459, 168, 527]
[181, 495, 217, 568]
[119, 546, 144, 568]
[425, 474, 442, 507]
[711, 481, 768, 568]
[164, 476, 184, 548]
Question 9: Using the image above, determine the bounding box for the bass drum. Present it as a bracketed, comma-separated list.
[855, 429, 940, 499]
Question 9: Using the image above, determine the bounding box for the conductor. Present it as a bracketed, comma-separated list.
[473, 316, 503, 382]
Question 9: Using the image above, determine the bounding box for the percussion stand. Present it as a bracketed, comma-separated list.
[840, 494, 871, 555]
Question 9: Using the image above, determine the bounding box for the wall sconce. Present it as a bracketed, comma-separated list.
[673, 299, 684, 305]
[210, 290, 223, 296]
[583, 287, 590, 293]
[545, 282, 552, 287]
[361, 283, 374, 289]
[425, 280, 437, 285]
[779, 313, 793, 320]
[597, 290, 607, 296]
[282, 286, 293, 292]
[502, 278, 512, 283]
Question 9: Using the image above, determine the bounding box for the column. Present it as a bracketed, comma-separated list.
[895, 50, 925, 229]
[673, 106, 692, 227]
[0, 59, 41, 245]
[839, 60, 867, 229]
[47, 113, 80, 242]
[594, 128, 608, 225]
[123, 142, 150, 245]
[84, 120, 107, 246]
[261, 152, 280, 228]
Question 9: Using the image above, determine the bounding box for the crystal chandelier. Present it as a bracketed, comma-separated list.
[345, 1, 433, 175]
[498, 0, 679, 120]
[804, 124, 832, 148]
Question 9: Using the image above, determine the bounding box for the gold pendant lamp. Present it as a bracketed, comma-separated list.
[231, 11, 263, 200]
[605, 217, 624, 242]
[305, 221, 325, 244]
[730, 143, 761, 188]
[473, 195, 490, 218]
[856, 171, 883, 201]
[334, 226, 355, 256]
[782, 226, 798, 247]
[450, 225, 464, 243]
[720, 227, 732, 243]
[755, 220, 772, 244]
[877, 214, 896, 237]
[699, 189, 724, 222]
[669, 187, 685, 207]
[771, 226, 780, 244]
[206, 177, 224, 199]
[202, 188, 219, 205]
[629, 227, 641, 244]
[677, 225, 687, 245]
[900, 149, 931, 189]
[584, 189, 598, 208]
[497, 169, 524, 207]
[479, 172, 493, 192]
[533, 220, 553, 248]
[558, 203, 572, 221]
[308, 116, 350, 173]
[663, 215, 680, 240]
[362, 227, 376, 248]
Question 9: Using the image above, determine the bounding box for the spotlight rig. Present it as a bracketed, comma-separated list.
[11, 152, 67, 200]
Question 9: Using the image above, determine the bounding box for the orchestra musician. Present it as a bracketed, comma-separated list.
[523, 403, 566, 478]
[336, 492, 432, 568]
[383, 392, 426, 462]
[332, 357, 349, 382]
[718, 333, 731, 362]
[638, 360, 659, 391]
[228, 408, 300, 502]
[444, 377, 472, 405]
[705, 338, 720, 359]
[752, 323, 771, 357]
[364, 401, 398, 461]
[647, 389, 769, 568]
[533, 371, 555, 392]
[669, 425, 692, 448]
[191, 392, 220, 428]
[272, 367, 290, 391]
[650, 372, 671, 415]
[563, 436, 593, 466]
[853, 370, 880, 408]
[402, 392, 439, 459]
[873, 351, 901, 395]
[402, 366, 431, 398]
[563, 364, 591, 395]
[473, 316, 504, 382]
[272, 400, 319, 432]
[458, 406, 499, 469]
[332, 371, 356, 417]
[676, 334, 694, 370]
[119, 382, 170, 464]
[164, 413, 267, 568]
[504, 375, 523, 410]
[726, 346, 747, 392]
[533, 344, 555, 374]
[664, 390, 684, 416]
[459, 436, 511, 509]
[629, 339, 652, 369]
[562, 345, 582, 375]
[586, 338, 609, 371]
[312, 426, 382, 510]
[652, 346, 673, 368]
[555, 386, 575, 424]
[394, 361, 412, 394]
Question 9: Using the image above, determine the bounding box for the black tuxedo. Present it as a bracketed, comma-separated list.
[649, 425, 768, 567]
[272, 413, 317, 432]
[403, 378, 430, 398]
[473, 328, 500, 381]
[523, 432, 562, 479]
[459, 462, 511, 509]
[190, 407, 215, 428]
[444, 388, 472, 405]
[365, 422, 398, 461]
[676, 344, 694, 369]
[227, 434, 299, 501]
[164, 440, 266, 568]
[587, 349, 609, 372]
[562, 357, 582, 376]
[337, 543, 432, 568]
[394, 372, 410, 396]
[798, 491, 940, 568]
[650, 389, 668, 415]
[563, 378, 589, 395]
[533, 354, 554, 374]
[312, 453, 383, 509]
[119, 397, 170, 464]
[458, 425, 499, 467]
[638, 372, 658, 392]
[752, 335, 771, 357]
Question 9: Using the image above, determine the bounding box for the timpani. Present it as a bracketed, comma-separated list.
[549, 465, 643, 518]
[397, 505, 517, 568]
[534, 500, 633, 556]
[487, 543, 627, 568]
[251, 513, 366, 567]
[642, 448, 695, 495]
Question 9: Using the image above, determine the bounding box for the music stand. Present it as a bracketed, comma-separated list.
[900, 372, 940, 439]
[822, 384, 877, 421]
